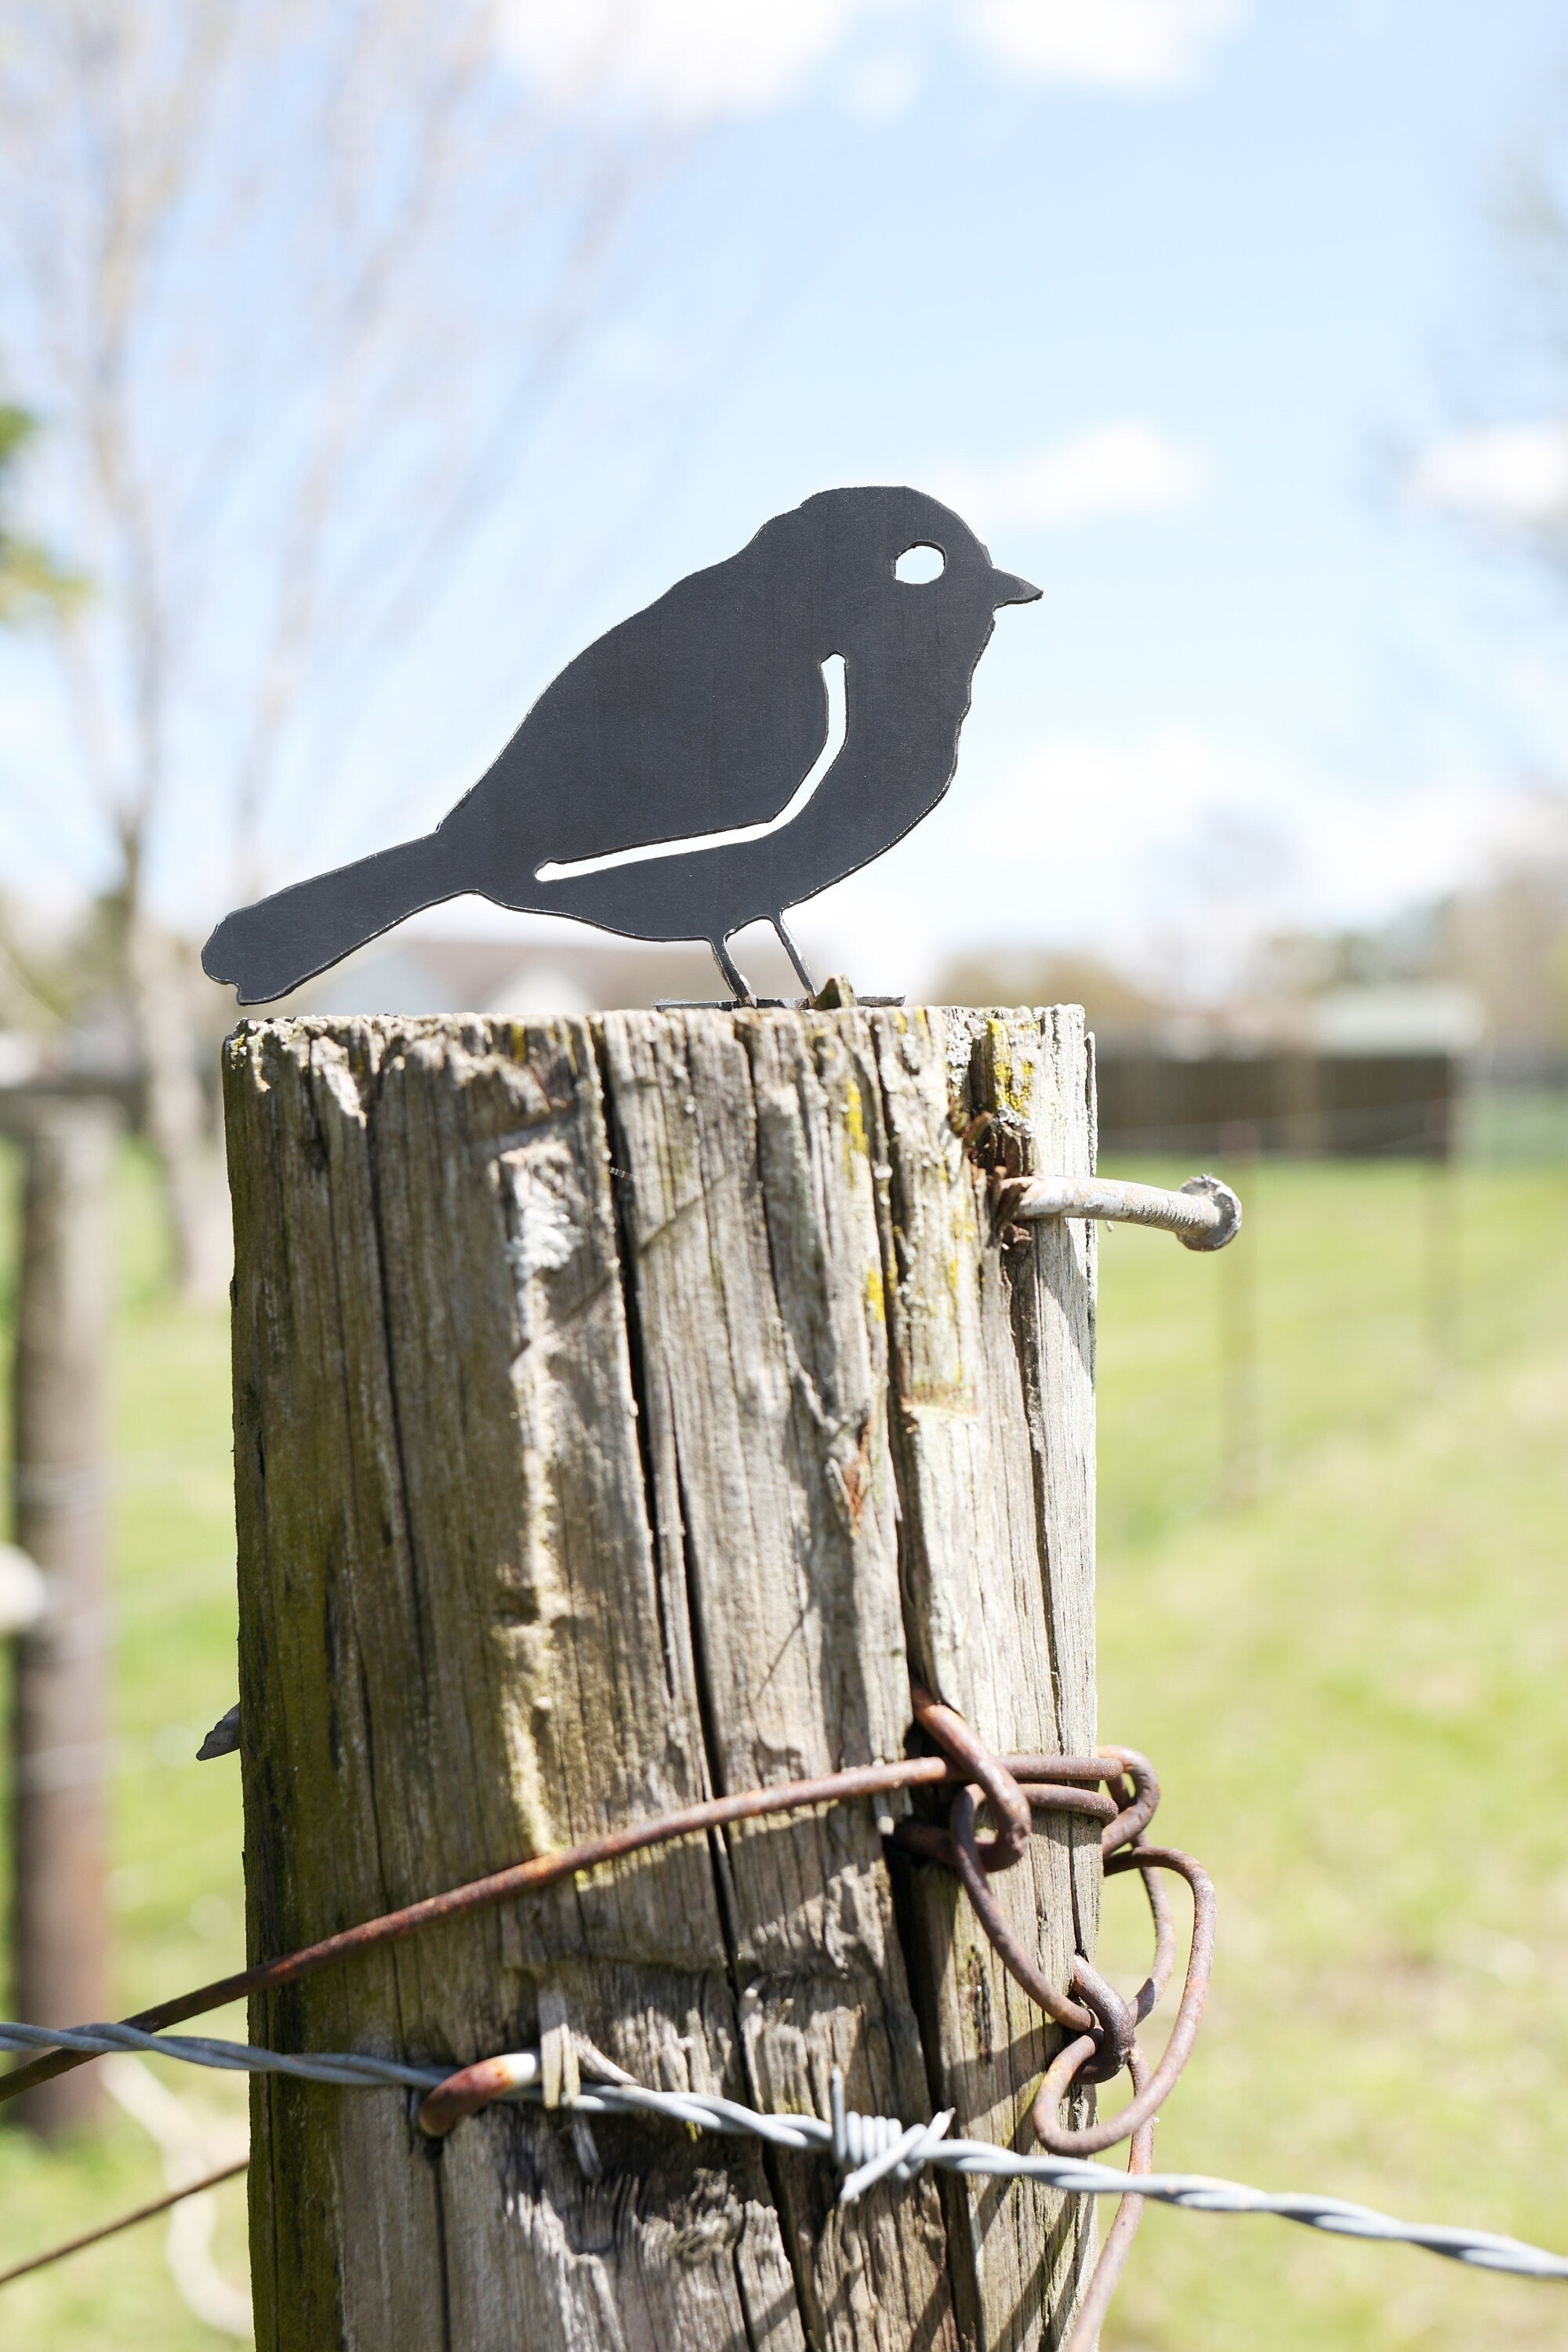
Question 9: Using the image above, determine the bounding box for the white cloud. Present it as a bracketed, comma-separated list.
[985, 728, 1236, 871]
[939, 422, 1210, 529]
[499, 0, 1244, 122]
[961, 0, 1245, 89]
[1409, 423, 1568, 526]
[981, 735, 1526, 932]
[499, 0, 908, 122]
[844, 50, 924, 118]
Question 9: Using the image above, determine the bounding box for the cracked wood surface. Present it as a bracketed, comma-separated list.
[225, 1005, 1096, 2352]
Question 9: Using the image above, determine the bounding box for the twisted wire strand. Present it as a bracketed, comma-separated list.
[0, 2020, 438, 2092]
[2, 2020, 1563, 2283]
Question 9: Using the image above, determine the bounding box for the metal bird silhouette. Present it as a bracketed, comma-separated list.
[201, 485, 1039, 1005]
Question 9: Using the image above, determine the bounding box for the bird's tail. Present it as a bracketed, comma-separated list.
[201, 831, 468, 1006]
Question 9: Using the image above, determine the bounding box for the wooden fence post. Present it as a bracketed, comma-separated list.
[225, 1004, 1098, 2351]
[9, 1098, 116, 2136]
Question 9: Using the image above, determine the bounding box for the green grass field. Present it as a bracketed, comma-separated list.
[2, 1142, 1566, 2349]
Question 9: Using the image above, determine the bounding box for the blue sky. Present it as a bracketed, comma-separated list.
[6, 0, 1568, 998]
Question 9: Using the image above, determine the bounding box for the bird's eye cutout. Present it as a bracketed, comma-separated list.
[895, 543, 946, 583]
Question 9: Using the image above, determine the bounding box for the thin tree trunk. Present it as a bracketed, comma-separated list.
[9, 1099, 116, 2135]
[128, 915, 230, 1303]
[225, 1004, 1098, 2350]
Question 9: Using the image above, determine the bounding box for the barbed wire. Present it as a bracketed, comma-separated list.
[2, 2017, 1563, 2284]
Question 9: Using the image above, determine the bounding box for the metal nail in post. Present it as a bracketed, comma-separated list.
[1003, 1171, 1243, 1251]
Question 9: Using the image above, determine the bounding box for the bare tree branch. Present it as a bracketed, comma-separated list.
[0, 0, 691, 1290]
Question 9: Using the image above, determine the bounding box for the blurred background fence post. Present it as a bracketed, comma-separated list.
[1422, 1094, 1461, 1376]
[6, 1094, 116, 2136]
[1217, 1120, 1261, 1505]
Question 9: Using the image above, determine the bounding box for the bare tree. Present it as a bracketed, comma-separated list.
[0, 1, 673, 1294]
[1494, 89, 1568, 524]
[1401, 89, 1568, 1053]
[0, 405, 90, 1046]
[0, 405, 85, 621]
[1443, 797, 1568, 1050]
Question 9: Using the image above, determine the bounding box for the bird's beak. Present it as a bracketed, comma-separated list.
[989, 567, 1041, 608]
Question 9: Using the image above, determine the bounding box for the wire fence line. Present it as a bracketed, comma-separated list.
[0, 2158, 249, 2291]
[1095, 1076, 1568, 1166]
[2, 2019, 1564, 2285]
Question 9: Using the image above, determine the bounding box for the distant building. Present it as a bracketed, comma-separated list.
[1085, 984, 1483, 1160]
[1302, 984, 1484, 1056]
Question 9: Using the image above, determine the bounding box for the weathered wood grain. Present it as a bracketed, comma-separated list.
[601, 1008, 955, 2350]
[866, 1008, 1098, 2351]
[229, 1017, 788, 2352]
[227, 1005, 1098, 2351]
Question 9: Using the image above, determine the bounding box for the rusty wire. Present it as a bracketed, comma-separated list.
[887, 1682, 1212, 2343]
[0, 2160, 250, 2290]
[0, 1749, 968, 2111]
[891, 1685, 1213, 2136]
[0, 1685, 1210, 2343]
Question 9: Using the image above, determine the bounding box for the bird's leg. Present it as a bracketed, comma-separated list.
[771, 915, 820, 999]
[709, 935, 754, 1004]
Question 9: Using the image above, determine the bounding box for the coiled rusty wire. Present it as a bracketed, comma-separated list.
[891, 1683, 1214, 2344]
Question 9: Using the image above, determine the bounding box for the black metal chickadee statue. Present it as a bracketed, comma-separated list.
[202, 485, 1039, 1006]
